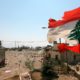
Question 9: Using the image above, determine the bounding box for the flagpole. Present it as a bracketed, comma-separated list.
[59, 38, 61, 74]
[59, 38, 61, 43]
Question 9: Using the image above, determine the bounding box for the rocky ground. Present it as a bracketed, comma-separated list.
[31, 71, 79, 80]
[0, 49, 43, 80]
[0, 49, 79, 80]
[58, 75, 78, 80]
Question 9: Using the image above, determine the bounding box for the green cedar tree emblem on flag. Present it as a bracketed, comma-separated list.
[68, 20, 80, 43]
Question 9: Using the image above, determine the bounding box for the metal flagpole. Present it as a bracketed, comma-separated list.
[59, 38, 61, 43]
[59, 38, 61, 74]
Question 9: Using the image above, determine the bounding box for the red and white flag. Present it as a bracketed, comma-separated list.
[58, 43, 80, 54]
[48, 7, 80, 44]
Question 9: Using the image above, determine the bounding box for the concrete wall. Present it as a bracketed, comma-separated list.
[60, 51, 80, 64]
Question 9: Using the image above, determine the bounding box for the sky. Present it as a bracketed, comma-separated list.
[0, 0, 80, 47]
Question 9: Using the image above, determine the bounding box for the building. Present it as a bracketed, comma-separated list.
[53, 41, 80, 65]
[60, 51, 80, 64]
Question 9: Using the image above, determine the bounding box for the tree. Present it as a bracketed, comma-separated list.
[41, 48, 58, 80]
[68, 20, 80, 43]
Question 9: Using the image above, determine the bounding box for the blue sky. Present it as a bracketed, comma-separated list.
[0, 0, 80, 46]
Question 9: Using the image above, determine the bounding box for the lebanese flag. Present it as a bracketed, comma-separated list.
[58, 43, 67, 53]
[47, 20, 78, 43]
[48, 7, 80, 28]
[47, 7, 80, 43]
[67, 44, 80, 53]
[58, 43, 80, 54]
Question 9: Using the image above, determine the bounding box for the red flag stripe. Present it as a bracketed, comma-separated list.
[48, 7, 80, 28]
[58, 43, 80, 54]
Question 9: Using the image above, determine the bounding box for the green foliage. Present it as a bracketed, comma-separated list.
[25, 59, 34, 71]
[41, 53, 58, 80]
[68, 20, 80, 42]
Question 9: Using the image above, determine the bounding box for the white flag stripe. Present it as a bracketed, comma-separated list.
[47, 20, 78, 44]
